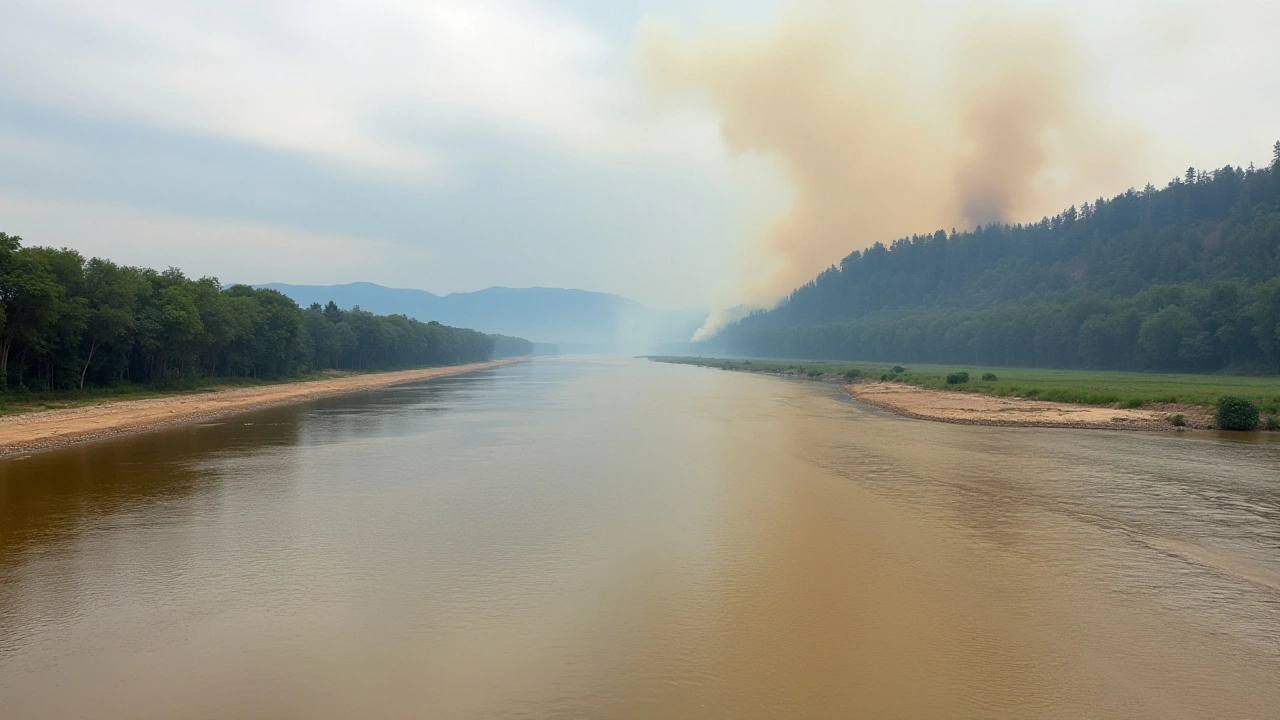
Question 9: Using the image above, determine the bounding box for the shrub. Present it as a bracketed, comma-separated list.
[945, 371, 970, 385]
[1121, 399, 1143, 409]
[981, 372, 998, 381]
[807, 370, 823, 378]
[1216, 396, 1260, 431]
[892, 365, 906, 374]
[843, 369, 861, 380]
[1265, 414, 1280, 431]
[1168, 414, 1186, 427]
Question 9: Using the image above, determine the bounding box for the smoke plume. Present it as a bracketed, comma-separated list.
[643, 3, 1137, 340]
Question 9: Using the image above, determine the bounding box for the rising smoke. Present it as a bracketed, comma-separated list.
[643, 2, 1137, 340]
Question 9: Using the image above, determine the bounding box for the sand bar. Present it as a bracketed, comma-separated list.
[0, 358, 527, 456]
[846, 381, 1214, 430]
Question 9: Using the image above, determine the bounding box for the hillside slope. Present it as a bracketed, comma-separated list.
[711, 144, 1280, 373]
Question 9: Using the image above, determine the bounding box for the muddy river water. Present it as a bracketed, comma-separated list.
[2, 357, 1278, 718]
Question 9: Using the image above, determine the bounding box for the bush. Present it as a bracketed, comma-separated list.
[892, 365, 906, 374]
[807, 370, 823, 378]
[843, 369, 861, 380]
[1121, 398, 1143, 409]
[981, 372, 998, 381]
[1168, 414, 1186, 427]
[945, 371, 970, 385]
[1216, 396, 1260, 431]
[1265, 415, 1279, 431]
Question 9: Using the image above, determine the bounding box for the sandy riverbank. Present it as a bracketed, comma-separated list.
[845, 381, 1215, 430]
[0, 358, 527, 456]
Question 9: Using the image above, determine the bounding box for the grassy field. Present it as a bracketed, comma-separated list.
[649, 356, 1280, 415]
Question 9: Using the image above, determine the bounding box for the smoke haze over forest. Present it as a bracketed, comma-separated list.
[0, 0, 1277, 321]
[645, 4, 1144, 335]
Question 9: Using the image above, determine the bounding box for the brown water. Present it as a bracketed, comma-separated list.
[2, 358, 1279, 719]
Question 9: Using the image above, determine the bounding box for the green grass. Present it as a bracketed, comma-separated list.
[647, 356, 1280, 415]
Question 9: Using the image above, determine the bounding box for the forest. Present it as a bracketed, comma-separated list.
[712, 142, 1280, 374]
[489, 334, 536, 359]
[0, 231, 512, 393]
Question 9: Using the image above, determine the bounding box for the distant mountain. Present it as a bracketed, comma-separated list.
[257, 282, 707, 352]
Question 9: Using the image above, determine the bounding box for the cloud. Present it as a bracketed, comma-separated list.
[0, 0, 748, 307]
[0, 0, 652, 175]
[0, 191, 430, 287]
[2, 0, 1278, 316]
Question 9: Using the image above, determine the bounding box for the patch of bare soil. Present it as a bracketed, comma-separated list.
[845, 381, 1214, 430]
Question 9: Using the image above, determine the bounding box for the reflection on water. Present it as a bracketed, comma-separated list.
[1, 358, 1278, 718]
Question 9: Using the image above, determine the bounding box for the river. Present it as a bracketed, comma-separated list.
[2, 357, 1278, 718]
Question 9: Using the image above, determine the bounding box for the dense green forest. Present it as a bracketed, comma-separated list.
[0, 231, 513, 392]
[490, 334, 535, 359]
[711, 142, 1280, 374]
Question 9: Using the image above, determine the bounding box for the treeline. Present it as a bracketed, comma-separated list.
[715, 142, 1280, 373]
[0, 232, 515, 392]
[490, 334, 534, 359]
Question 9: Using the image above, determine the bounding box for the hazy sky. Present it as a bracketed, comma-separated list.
[0, 0, 1277, 309]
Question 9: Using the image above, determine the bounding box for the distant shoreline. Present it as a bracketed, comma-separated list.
[648, 357, 1229, 431]
[0, 358, 528, 457]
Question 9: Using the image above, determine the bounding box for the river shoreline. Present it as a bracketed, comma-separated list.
[0, 358, 527, 457]
[844, 380, 1214, 430]
[647, 356, 1272, 430]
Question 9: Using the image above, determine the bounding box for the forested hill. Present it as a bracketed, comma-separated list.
[712, 142, 1280, 373]
[0, 232, 526, 393]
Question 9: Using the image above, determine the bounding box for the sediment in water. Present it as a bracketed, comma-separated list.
[0, 358, 527, 457]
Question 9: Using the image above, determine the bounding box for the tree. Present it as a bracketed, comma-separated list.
[22, 247, 90, 390]
[1250, 276, 1280, 370]
[0, 235, 64, 388]
[155, 278, 207, 381]
[78, 259, 147, 388]
[0, 229, 509, 392]
[218, 286, 302, 378]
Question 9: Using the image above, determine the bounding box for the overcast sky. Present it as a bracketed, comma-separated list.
[1, 0, 1277, 309]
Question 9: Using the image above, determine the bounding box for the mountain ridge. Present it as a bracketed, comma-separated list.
[257, 282, 705, 351]
[707, 143, 1280, 373]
